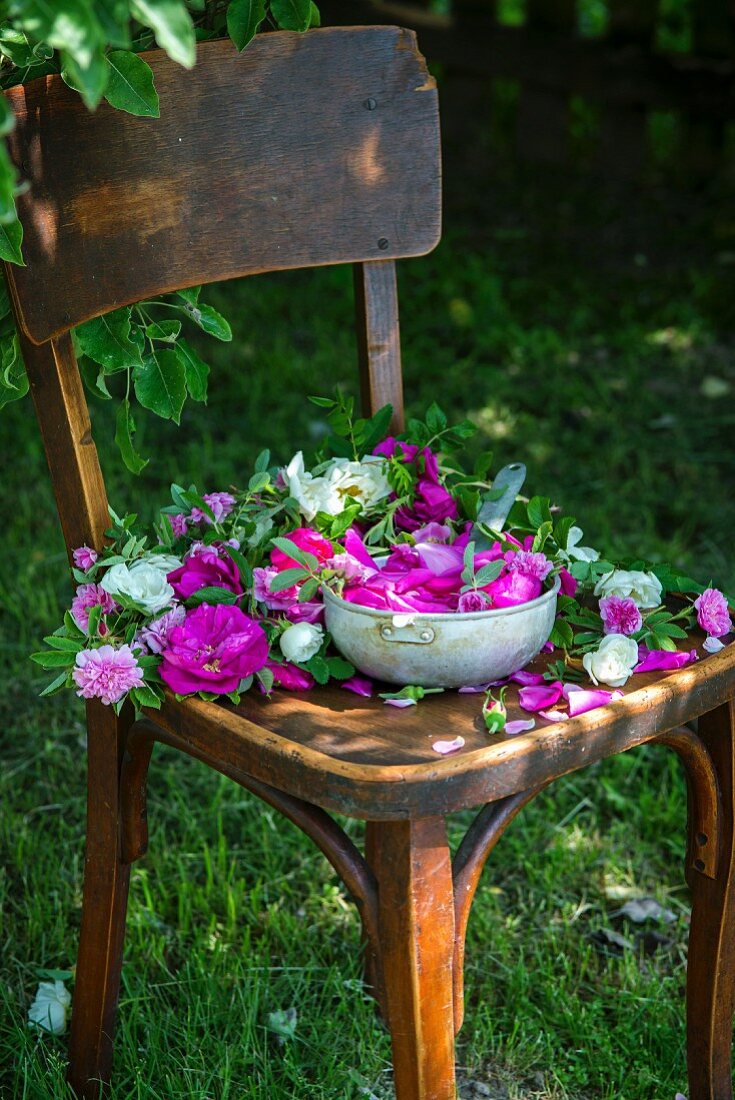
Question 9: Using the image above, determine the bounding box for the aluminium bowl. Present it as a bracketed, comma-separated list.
[322, 575, 561, 689]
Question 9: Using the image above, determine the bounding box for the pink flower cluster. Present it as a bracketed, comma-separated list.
[71, 583, 118, 632]
[73, 644, 143, 705]
[373, 437, 457, 532]
[599, 595, 642, 636]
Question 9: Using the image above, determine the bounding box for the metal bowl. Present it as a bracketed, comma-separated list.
[322, 575, 561, 688]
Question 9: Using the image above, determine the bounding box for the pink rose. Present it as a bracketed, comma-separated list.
[168, 546, 243, 601]
[271, 527, 334, 572]
[73, 545, 98, 572]
[599, 595, 642, 636]
[694, 588, 732, 638]
[190, 492, 236, 525]
[71, 583, 118, 632]
[159, 604, 268, 695]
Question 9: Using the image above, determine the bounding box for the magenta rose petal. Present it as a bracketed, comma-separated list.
[341, 675, 374, 697]
[510, 669, 546, 686]
[538, 708, 570, 722]
[384, 697, 417, 708]
[518, 681, 563, 712]
[634, 647, 698, 673]
[563, 683, 624, 717]
[431, 736, 465, 754]
[505, 718, 536, 736]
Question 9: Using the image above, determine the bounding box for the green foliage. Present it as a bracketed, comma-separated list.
[0, 0, 320, 468]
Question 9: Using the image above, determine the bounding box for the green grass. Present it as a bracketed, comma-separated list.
[2, 178, 734, 1097]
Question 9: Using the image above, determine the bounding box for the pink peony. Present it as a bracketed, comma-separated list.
[271, 528, 333, 572]
[168, 545, 243, 601]
[694, 588, 732, 638]
[168, 513, 188, 538]
[159, 604, 269, 695]
[190, 492, 236, 525]
[507, 551, 553, 582]
[457, 589, 491, 613]
[72, 644, 143, 705]
[599, 595, 642, 636]
[395, 478, 458, 532]
[73, 546, 98, 572]
[136, 605, 186, 654]
[71, 583, 118, 632]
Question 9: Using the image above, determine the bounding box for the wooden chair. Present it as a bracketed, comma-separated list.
[5, 26, 735, 1100]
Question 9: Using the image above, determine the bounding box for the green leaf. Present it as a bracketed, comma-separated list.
[131, 0, 196, 67]
[130, 683, 164, 709]
[474, 560, 504, 586]
[256, 665, 274, 693]
[39, 671, 71, 697]
[0, 216, 24, 265]
[326, 656, 354, 680]
[76, 308, 143, 371]
[30, 649, 78, 668]
[133, 349, 187, 423]
[527, 496, 552, 529]
[186, 586, 239, 606]
[227, 0, 266, 50]
[267, 567, 308, 593]
[79, 357, 112, 399]
[175, 338, 209, 402]
[176, 285, 200, 305]
[548, 619, 574, 649]
[183, 301, 232, 341]
[115, 398, 148, 475]
[104, 51, 160, 117]
[308, 1, 320, 26]
[61, 46, 109, 109]
[298, 577, 318, 601]
[304, 653, 330, 684]
[0, 335, 28, 410]
[145, 319, 181, 342]
[96, 0, 131, 47]
[425, 401, 447, 435]
[271, 537, 318, 570]
[14, 0, 104, 70]
[270, 0, 311, 31]
[42, 635, 84, 651]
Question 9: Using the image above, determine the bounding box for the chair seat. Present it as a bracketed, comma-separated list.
[147, 633, 735, 820]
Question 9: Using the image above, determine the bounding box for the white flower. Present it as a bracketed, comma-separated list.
[283, 452, 391, 522]
[100, 561, 175, 615]
[559, 526, 600, 563]
[582, 634, 639, 687]
[279, 622, 324, 664]
[28, 980, 71, 1035]
[142, 552, 182, 575]
[593, 569, 663, 609]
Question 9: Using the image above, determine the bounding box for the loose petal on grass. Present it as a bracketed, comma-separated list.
[341, 675, 374, 697]
[432, 736, 465, 754]
[634, 647, 697, 673]
[704, 635, 726, 654]
[505, 718, 536, 735]
[519, 681, 563, 712]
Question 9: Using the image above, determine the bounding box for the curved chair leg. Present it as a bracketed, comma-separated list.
[687, 700, 735, 1099]
[372, 817, 457, 1100]
[67, 703, 133, 1100]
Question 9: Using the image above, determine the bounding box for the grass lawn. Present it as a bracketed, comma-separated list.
[1, 172, 735, 1098]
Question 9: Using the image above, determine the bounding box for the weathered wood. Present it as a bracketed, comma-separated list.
[373, 818, 457, 1099]
[686, 701, 735, 1096]
[354, 260, 405, 431]
[67, 703, 133, 1100]
[5, 30, 441, 344]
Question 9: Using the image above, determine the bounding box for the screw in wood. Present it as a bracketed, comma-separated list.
[364, 98, 377, 111]
[378, 238, 389, 251]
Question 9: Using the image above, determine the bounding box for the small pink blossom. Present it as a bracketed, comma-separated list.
[71, 584, 118, 632]
[518, 681, 563, 712]
[599, 595, 642, 636]
[168, 513, 188, 538]
[72, 644, 143, 705]
[412, 522, 452, 543]
[136, 605, 186, 654]
[457, 589, 490, 613]
[73, 546, 97, 572]
[506, 551, 553, 582]
[341, 675, 373, 697]
[327, 552, 373, 584]
[694, 588, 732, 638]
[190, 492, 236, 525]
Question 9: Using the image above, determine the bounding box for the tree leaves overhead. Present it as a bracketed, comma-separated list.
[76, 307, 143, 371]
[104, 50, 160, 116]
[270, 0, 311, 32]
[133, 348, 187, 423]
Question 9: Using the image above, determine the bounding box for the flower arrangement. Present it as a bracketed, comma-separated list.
[33, 394, 732, 735]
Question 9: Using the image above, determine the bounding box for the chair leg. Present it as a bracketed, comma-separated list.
[687, 700, 735, 1099]
[372, 817, 457, 1100]
[67, 703, 133, 1100]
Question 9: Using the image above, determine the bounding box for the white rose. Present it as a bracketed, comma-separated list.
[327, 455, 392, 512]
[142, 552, 182, 575]
[28, 980, 71, 1035]
[560, 526, 600, 563]
[100, 561, 175, 615]
[593, 568, 663, 609]
[284, 452, 343, 522]
[582, 634, 639, 687]
[279, 622, 324, 664]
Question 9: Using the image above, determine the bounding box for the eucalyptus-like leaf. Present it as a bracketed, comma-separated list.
[104, 50, 160, 117]
[133, 349, 187, 423]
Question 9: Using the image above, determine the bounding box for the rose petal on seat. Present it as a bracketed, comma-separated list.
[458, 678, 508, 693]
[505, 718, 536, 736]
[704, 635, 726, 654]
[384, 697, 417, 708]
[432, 736, 465, 754]
[510, 669, 546, 686]
[518, 681, 563, 711]
[563, 683, 624, 717]
[634, 647, 697, 673]
[340, 675, 373, 697]
[538, 708, 569, 722]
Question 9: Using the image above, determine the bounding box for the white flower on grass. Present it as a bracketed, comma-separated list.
[28, 980, 71, 1035]
[583, 634, 639, 688]
[593, 568, 663, 609]
[284, 452, 391, 522]
[100, 561, 175, 615]
[279, 622, 324, 664]
[559, 526, 600, 563]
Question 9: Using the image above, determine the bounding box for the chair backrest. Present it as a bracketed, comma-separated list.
[3, 27, 441, 556]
